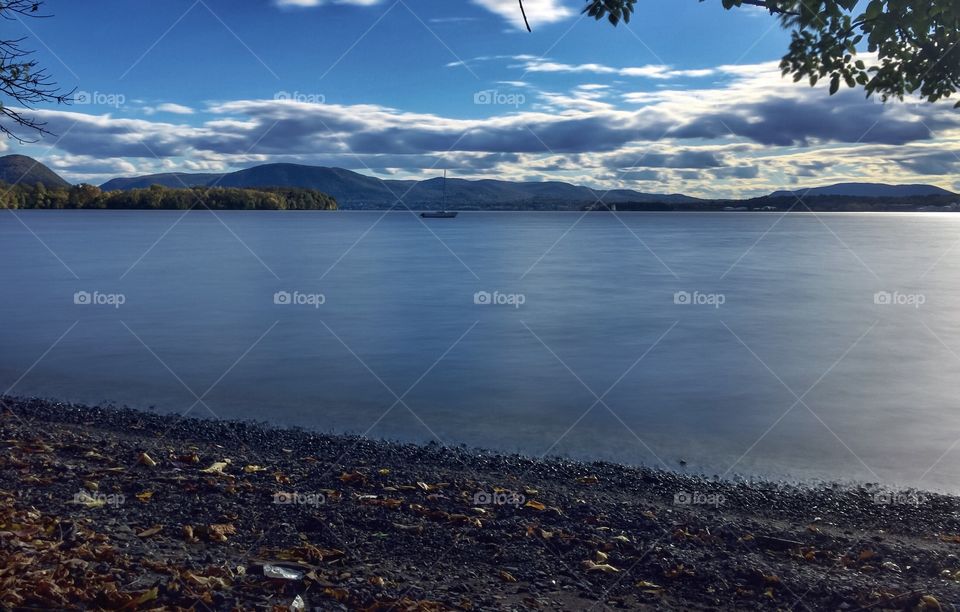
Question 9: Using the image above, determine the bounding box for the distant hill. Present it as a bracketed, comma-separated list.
[100, 172, 221, 191]
[770, 182, 955, 199]
[101, 163, 699, 210]
[0, 154, 70, 189]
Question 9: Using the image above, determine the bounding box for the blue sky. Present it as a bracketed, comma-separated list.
[5, 0, 959, 196]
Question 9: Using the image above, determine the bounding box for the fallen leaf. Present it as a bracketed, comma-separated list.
[243, 464, 266, 473]
[201, 460, 230, 474]
[136, 525, 163, 538]
[178, 452, 200, 464]
[207, 523, 236, 542]
[135, 491, 154, 502]
[340, 471, 366, 485]
[583, 560, 620, 573]
[524, 500, 546, 511]
[576, 476, 599, 485]
[137, 452, 157, 467]
[499, 570, 517, 583]
[130, 587, 158, 607]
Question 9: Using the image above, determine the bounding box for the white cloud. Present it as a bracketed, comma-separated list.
[470, 0, 573, 30]
[522, 58, 716, 79]
[155, 103, 195, 115]
[17, 60, 959, 195]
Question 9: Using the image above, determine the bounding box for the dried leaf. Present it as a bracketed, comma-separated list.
[135, 491, 154, 502]
[201, 461, 230, 474]
[130, 587, 158, 607]
[583, 560, 620, 573]
[524, 500, 546, 511]
[208, 523, 236, 542]
[137, 452, 157, 467]
[179, 451, 200, 463]
[499, 570, 517, 583]
[635, 580, 661, 589]
[136, 525, 163, 538]
[340, 471, 366, 485]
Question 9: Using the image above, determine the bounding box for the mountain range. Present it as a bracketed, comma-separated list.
[98, 163, 700, 210]
[770, 183, 954, 198]
[0, 155, 955, 209]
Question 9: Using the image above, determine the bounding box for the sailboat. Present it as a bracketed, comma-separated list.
[421, 170, 458, 218]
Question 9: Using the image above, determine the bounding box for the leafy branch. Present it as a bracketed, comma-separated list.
[535, 0, 960, 106]
[0, 1, 72, 143]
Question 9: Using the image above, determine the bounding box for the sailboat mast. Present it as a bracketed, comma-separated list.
[443, 169, 447, 209]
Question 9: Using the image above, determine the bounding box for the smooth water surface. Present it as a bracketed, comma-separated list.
[3, 210, 960, 491]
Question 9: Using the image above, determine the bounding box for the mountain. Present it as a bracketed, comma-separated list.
[0, 154, 70, 189]
[770, 182, 955, 199]
[100, 172, 221, 190]
[101, 163, 699, 210]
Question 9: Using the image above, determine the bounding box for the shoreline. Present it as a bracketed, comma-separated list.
[3, 396, 959, 609]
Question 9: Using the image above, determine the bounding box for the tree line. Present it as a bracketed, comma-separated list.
[0, 183, 338, 211]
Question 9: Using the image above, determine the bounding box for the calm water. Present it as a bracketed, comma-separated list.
[3, 210, 960, 491]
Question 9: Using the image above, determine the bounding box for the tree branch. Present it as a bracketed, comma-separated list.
[518, 0, 531, 32]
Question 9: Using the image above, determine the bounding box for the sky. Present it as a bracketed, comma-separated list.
[4, 0, 959, 197]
